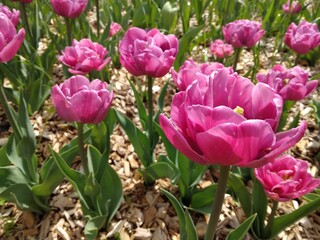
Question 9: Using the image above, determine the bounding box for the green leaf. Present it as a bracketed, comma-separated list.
[161, 189, 198, 240]
[174, 25, 204, 70]
[154, 122, 177, 161]
[288, 111, 300, 130]
[0, 146, 11, 166]
[160, 2, 178, 33]
[0, 166, 28, 192]
[115, 109, 151, 167]
[84, 215, 107, 240]
[140, 161, 179, 182]
[87, 145, 102, 176]
[228, 173, 252, 217]
[226, 213, 257, 240]
[270, 196, 320, 239]
[190, 184, 217, 214]
[277, 100, 295, 132]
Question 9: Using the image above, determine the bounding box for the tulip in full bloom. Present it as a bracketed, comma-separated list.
[0, 14, 25, 63]
[119, 27, 179, 78]
[222, 19, 266, 48]
[255, 155, 320, 201]
[109, 22, 122, 37]
[257, 65, 318, 101]
[59, 38, 110, 75]
[159, 68, 306, 167]
[50, 0, 88, 18]
[51, 75, 113, 124]
[171, 59, 231, 91]
[11, 0, 32, 3]
[282, 0, 302, 14]
[209, 39, 234, 58]
[0, 5, 20, 27]
[284, 20, 320, 54]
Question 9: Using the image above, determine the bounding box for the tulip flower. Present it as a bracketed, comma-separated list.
[222, 19, 265, 49]
[171, 59, 229, 91]
[51, 75, 113, 124]
[50, 0, 88, 19]
[257, 65, 318, 101]
[282, 0, 302, 14]
[209, 39, 234, 58]
[0, 14, 26, 63]
[59, 38, 110, 75]
[284, 20, 320, 55]
[119, 27, 179, 78]
[109, 22, 122, 37]
[255, 155, 320, 201]
[0, 5, 20, 27]
[159, 68, 306, 168]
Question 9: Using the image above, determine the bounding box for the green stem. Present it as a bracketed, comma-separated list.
[204, 165, 231, 240]
[233, 48, 242, 72]
[77, 122, 88, 175]
[95, 0, 100, 38]
[263, 200, 279, 238]
[65, 17, 72, 46]
[0, 83, 22, 140]
[147, 76, 154, 166]
[19, 2, 32, 41]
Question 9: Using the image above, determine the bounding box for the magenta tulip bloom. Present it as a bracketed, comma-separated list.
[282, 1, 302, 14]
[222, 19, 266, 48]
[59, 38, 110, 75]
[284, 20, 320, 54]
[0, 14, 25, 63]
[255, 155, 320, 201]
[257, 65, 318, 101]
[0, 5, 20, 27]
[109, 22, 122, 37]
[119, 27, 179, 78]
[172, 59, 231, 91]
[51, 75, 113, 124]
[209, 39, 234, 58]
[50, 0, 88, 19]
[159, 68, 306, 167]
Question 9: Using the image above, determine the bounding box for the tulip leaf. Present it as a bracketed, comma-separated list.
[226, 213, 257, 240]
[269, 196, 320, 239]
[84, 215, 107, 240]
[252, 178, 268, 237]
[190, 184, 217, 214]
[277, 100, 295, 132]
[87, 145, 102, 177]
[140, 161, 179, 182]
[174, 25, 204, 70]
[0, 146, 11, 166]
[154, 122, 177, 161]
[228, 173, 252, 217]
[160, 2, 178, 33]
[115, 109, 151, 167]
[288, 111, 300, 130]
[154, 80, 169, 121]
[0, 166, 28, 193]
[161, 189, 198, 240]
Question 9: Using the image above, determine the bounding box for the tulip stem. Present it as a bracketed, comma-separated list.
[147, 76, 154, 165]
[65, 17, 72, 46]
[204, 165, 230, 240]
[263, 200, 279, 238]
[95, 0, 100, 38]
[19, 2, 32, 42]
[233, 48, 242, 72]
[0, 83, 22, 140]
[77, 122, 88, 175]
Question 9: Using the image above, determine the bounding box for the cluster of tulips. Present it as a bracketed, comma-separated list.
[0, 0, 320, 239]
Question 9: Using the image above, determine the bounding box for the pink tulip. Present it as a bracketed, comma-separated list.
[50, 0, 88, 19]
[282, 1, 302, 14]
[11, 0, 32, 3]
[59, 38, 110, 75]
[119, 27, 179, 78]
[171, 59, 230, 91]
[159, 68, 306, 167]
[51, 75, 113, 124]
[209, 39, 234, 58]
[109, 22, 122, 37]
[0, 14, 25, 63]
[257, 65, 318, 101]
[0, 5, 20, 27]
[284, 20, 320, 54]
[222, 19, 265, 48]
[255, 155, 320, 201]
